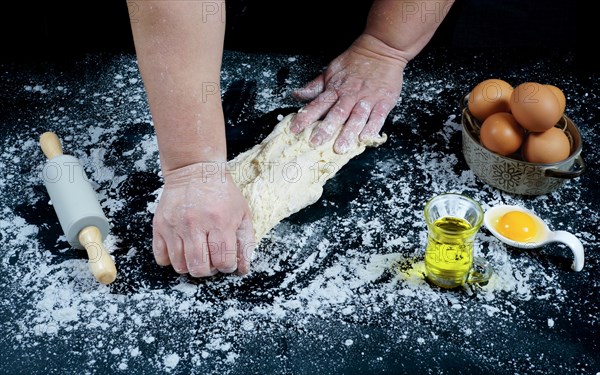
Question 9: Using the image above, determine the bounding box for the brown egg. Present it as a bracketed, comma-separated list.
[545, 84, 566, 115]
[479, 112, 525, 156]
[523, 127, 571, 163]
[510, 82, 562, 132]
[468, 79, 513, 122]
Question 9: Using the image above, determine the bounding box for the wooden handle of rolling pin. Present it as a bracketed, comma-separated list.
[40, 132, 64, 160]
[78, 226, 117, 284]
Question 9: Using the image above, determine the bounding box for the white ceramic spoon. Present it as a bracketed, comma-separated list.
[483, 205, 584, 272]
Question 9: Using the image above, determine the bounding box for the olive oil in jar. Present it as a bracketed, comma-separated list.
[424, 216, 475, 288]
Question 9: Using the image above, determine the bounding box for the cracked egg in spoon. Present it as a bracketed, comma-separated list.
[484, 205, 584, 272]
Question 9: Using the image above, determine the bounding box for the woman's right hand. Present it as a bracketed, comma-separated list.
[152, 163, 256, 277]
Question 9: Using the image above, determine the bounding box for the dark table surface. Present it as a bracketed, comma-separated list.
[0, 47, 598, 375]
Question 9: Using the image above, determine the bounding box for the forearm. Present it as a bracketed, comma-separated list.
[129, 1, 226, 172]
[364, 0, 455, 63]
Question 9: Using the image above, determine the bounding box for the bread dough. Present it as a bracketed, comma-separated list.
[227, 113, 387, 241]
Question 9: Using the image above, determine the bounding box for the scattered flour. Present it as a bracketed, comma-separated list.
[164, 353, 180, 370]
[0, 50, 597, 375]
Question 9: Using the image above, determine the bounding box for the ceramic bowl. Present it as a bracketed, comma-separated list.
[460, 94, 586, 195]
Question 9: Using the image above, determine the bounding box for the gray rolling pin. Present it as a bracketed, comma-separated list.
[40, 132, 117, 284]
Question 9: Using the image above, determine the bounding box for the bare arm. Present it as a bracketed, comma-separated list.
[291, 0, 455, 152]
[128, 1, 256, 277]
[130, 0, 227, 171]
[364, 0, 454, 62]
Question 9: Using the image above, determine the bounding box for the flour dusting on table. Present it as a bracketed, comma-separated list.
[0, 50, 598, 374]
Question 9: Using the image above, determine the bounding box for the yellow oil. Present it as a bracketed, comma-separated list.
[424, 216, 474, 288]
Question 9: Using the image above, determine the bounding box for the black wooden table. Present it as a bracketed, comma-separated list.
[0, 47, 598, 374]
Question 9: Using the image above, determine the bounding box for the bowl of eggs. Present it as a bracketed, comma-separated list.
[460, 79, 586, 195]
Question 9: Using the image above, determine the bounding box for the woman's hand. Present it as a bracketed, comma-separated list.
[152, 163, 256, 277]
[290, 34, 407, 154]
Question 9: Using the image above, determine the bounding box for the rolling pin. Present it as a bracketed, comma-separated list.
[40, 132, 117, 284]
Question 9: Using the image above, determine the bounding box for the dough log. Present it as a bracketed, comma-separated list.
[227, 113, 387, 241]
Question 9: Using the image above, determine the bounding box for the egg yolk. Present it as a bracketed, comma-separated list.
[496, 211, 538, 242]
